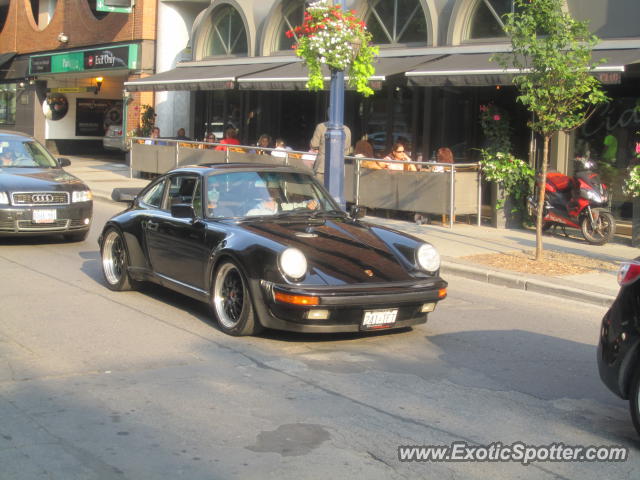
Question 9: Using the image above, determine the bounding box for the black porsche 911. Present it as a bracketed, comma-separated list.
[99, 163, 447, 336]
[0, 131, 93, 241]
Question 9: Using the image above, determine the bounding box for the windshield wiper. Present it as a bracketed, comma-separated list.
[310, 208, 346, 219]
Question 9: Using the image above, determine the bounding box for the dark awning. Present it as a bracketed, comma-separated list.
[406, 48, 640, 87]
[237, 61, 321, 90]
[237, 54, 444, 90]
[124, 61, 291, 92]
[406, 53, 517, 87]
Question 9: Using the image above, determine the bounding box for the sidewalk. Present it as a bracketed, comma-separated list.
[66, 155, 636, 307]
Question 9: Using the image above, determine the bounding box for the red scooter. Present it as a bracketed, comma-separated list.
[528, 159, 615, 245]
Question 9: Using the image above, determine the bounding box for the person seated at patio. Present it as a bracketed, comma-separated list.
[271, 138, 292, 158]
[249, 134, 272, 155]
[382, 143, 417, 171]
[355, 135, 385, 169]
[215, 127, 241, 151]
[432, 147, 454, 172]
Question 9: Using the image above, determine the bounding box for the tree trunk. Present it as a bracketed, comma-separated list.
[535, 135, 551, 260]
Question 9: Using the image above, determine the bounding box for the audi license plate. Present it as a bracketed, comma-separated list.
[362, 308, 398, 329]
[33, 209, 56, 224]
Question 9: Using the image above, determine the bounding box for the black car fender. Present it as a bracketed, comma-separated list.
[100, 221, 148, 272]
[619, 337, 640, 399]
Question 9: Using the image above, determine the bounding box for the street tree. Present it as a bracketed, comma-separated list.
[495, 0, 609, 260]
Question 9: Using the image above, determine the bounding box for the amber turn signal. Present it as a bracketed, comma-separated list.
[438, 288, 447, 299]
[274, 291, 320, 306]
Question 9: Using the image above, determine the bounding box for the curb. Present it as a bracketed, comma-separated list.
[441, 261, 615, 307]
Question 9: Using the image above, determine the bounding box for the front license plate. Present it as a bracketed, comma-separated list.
[33, 209, 57, 224]
[362, 309, 398, 328]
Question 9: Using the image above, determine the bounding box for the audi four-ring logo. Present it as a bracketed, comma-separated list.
[32, 194, 54, 203]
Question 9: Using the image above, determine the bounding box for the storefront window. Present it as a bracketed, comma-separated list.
[366, 0, 429, 45]
[277, 1, 304, 52]
[468, 0, 512, 39]
[574, 97, 640, 220]
[205, 5, 248, 57]
[0, 84, 16, 125]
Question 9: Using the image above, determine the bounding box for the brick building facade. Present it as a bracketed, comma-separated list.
[0, 0, 157, 153]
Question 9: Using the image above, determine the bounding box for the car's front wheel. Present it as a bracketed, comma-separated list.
[212, 260, 262, 336]
[101, 227, 136, 291]
[630, 367, 640, 436]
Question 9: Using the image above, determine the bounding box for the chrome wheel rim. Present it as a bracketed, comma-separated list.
[102, 230, 126, 285]
[214, 263, 245, 329]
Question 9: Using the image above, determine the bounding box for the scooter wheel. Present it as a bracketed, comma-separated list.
[581, 211, 615, 245]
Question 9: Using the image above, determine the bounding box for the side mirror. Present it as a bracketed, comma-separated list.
[111, 187, 142, 203]
[171, 203, 196, 220]
[349, 204, 366, 219]
[58, 157, 71, 167]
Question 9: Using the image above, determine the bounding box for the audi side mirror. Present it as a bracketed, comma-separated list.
[58, 157, 71, 167]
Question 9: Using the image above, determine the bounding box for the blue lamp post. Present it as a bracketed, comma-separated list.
[324, 0, 347, 209]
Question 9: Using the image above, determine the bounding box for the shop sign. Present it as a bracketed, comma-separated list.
[49, 87, 95, 93]
[75, 98, 123, 137]
[30, 45, 138, 75]
[97, 0, 132, 14]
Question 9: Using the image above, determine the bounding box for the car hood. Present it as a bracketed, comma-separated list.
[0, 168, 86, 191]
[238, 216, 425, 284]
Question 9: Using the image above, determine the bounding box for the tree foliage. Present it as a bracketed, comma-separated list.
[494, 0, 609, 259]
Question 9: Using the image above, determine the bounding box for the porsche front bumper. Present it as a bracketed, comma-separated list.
[252, 278, 448, 333]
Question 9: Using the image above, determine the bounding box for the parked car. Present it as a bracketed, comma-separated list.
[0, 130, 93, 241]
[103, 124, 128, 152]
[99, 163, 447, 336]
[598, 257, 640, 435]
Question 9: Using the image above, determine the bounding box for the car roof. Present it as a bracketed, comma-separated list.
[0, 130, 35, 141]
[169, 163, 309, 176]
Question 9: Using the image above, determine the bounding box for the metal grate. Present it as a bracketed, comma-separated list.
[17, 219, 70, 231]
[11, 191, 69, 206]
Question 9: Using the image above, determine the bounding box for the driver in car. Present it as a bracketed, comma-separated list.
[246, 183, 319, 216]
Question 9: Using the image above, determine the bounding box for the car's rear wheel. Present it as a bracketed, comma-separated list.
[629, 367, 640, 436]
[101, 228, 136, 291]
[212, 261, 261, 336]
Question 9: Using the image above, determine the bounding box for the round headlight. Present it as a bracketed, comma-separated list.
[416, 243, 440, 272]
[279, 248, 307, 280]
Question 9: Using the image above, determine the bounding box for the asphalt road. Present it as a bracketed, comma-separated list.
[0, 198, 638, 479]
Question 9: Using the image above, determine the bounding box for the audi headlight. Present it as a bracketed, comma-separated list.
[72, 190, 92, 203]
[416, 243, 440, 272]
[0, 192, 8, 205]
[279, 248, 307, 280]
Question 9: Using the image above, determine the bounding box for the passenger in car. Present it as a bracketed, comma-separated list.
[0, 150, 14, 166]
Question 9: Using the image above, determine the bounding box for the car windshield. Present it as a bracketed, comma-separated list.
[0, 139, 58, 168]
[205, 170, 341, 218]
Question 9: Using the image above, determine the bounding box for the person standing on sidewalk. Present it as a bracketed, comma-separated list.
[310, 120, 352, 185]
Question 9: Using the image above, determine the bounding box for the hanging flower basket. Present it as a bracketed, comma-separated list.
[286, 0, 378, 97]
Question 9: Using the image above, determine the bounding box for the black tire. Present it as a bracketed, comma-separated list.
[542, 221, 553, 233]
[100, 227, 136, 291]
[629, 367, 640, 436]
[211, 260, 262, 336]
[581, 211, 615, 245]
[64, 230, 89, 242]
